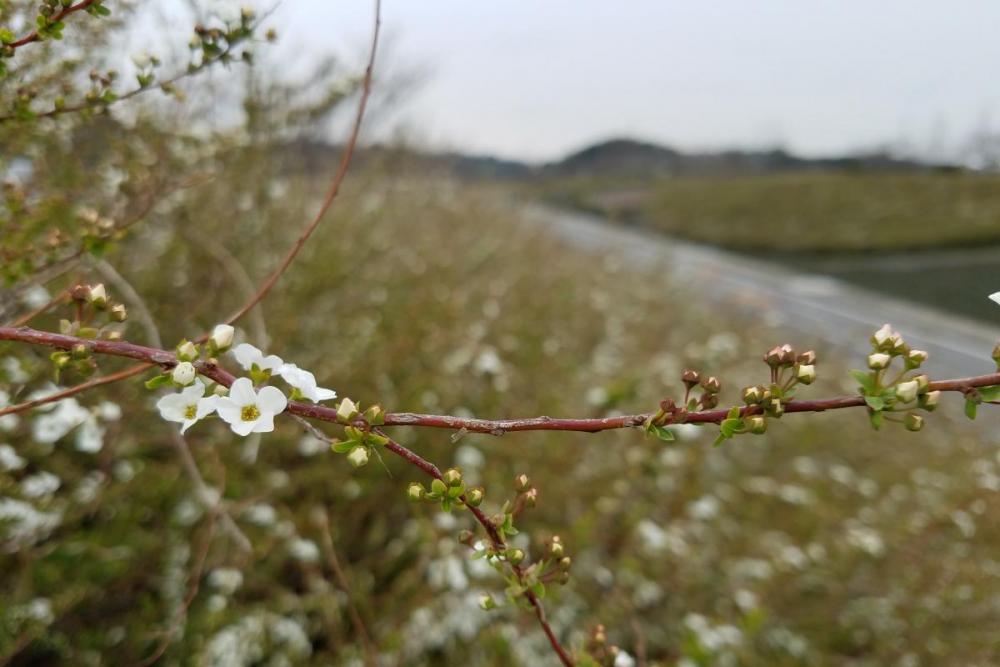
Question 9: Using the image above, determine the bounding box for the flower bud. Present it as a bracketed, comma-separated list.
[872, 323, 893, 349]
[913, 374, 930, 393]
[797, 350, 817, 365]
[523, 488, 538, 507]
[110, 303, 127, 322]
[919, 390, 940, 412]
[742, 386, 763, 404]
[764, 346, 783, 367]
[176, 340, 198, 362]
[88, 283, 107, 308]
[71, 343, 89, 359]
[506, 548, 525, 565]
[904, 413, 924, 432]
[443, 468, 463, 487]
[347, 445, 370, 468]
[210, 324, 235, 351]
[363, 404, 385, 425]
[407, 482, 425, 502]
[479, 594, 497, 611]
[681, 369, 700, 388]
[466, 486, 485, 507]
[768, 399, 784, 417]
[172, 361, 196, 386]
[549, 536, 564, 558]
[105, 330, 123, 341]
[557, 556, 572, 572]
[701, 376, 721, 393]
[457, 529, 476, 546]
[701, 393, 719, 409]
[748, 415, 767, 434]
[907, 349, 928, 367]
[50, 351, 71, 369]
[336, 397, 358, 423]
[868, 353, 890, 370]
[778, 344, 795, 365]
[895, 380, 919, 404]
[514, 473, 530, 493]
[795, 364, 816, 385]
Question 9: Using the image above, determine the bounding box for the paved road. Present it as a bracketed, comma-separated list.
[528, 206, 999, 379]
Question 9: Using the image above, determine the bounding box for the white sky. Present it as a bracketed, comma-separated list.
[273, 1, 1000, 163]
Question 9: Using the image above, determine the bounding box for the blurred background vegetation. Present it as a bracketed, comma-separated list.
[2, 2, 1000, 666]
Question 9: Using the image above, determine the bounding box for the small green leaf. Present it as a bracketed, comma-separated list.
[864, 395, 885, 411]
[646, 424, 675, 442]
[850, 369, 875, 393]
[977, 385, 1000, 402]
[720, 418, 742, 438]
[331, 439, 357, 454]
[144, 374, 170, 390]
[532, 582, 546, 598]
[965, 399, 978, 421]
[869, 410, 883, 430]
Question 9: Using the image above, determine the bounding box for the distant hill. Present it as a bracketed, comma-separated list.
[543, 137, 937, 178]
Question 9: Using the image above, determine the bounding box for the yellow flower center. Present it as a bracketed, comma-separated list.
[241, 404, 261, 422]
[184, 405, 197, 420]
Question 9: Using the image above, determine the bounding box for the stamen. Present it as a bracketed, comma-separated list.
[184, 405, 197, 420]
[241, 404, 261, 421]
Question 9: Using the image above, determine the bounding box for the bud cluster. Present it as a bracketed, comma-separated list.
[50, 283, 131, 380]
[407, 467, 483, 513]
[852, 324, 935, 431]
[584, 624, 623, 667]
[331, 399, 389, 471]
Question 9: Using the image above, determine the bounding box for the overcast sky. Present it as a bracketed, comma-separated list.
[275, 1, 1000, 163]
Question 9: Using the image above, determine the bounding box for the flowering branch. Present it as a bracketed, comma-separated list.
[2, 0, 102, 52]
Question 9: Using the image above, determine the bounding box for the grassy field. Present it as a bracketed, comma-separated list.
[4, 163, 1000, 664]
[542, 171, 1000, 252]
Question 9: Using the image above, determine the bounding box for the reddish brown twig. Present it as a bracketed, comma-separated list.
[221, 0, 381, 328]
[7, 0, 98, 51]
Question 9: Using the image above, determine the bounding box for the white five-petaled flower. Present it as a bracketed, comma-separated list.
[232, 343, 284, 374]
[157, 381, 219, 434]
[277, 363, 336, 402]
[216, 378, 287, 436]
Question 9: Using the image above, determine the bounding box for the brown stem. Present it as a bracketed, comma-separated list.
[7, 0, 98, 50]
[221, 0, 381, 328]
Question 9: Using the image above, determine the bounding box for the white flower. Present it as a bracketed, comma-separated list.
[210, 324, 235, 351]
[232, 343, 284, 374]
[990, 291, 1000, 306]
[0, 444, 26, 471]
[277, 363, 336, 402]
[172, 361, 197, 386]
[216, 378, 287, 436]
[895, 380, 919, 403]
[157, 381, 219, 434]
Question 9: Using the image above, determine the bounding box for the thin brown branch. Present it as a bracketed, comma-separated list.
[0, 362, 149, 417]
[6, 289, 68, 327]
[7, 0, 98, 50]
[222, 0, 381, 328]
[315, 507, 378, 667]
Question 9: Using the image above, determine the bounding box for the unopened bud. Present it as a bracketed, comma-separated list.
[778, 343, 795, 365]
[872, 323, 893, 350]
[868, 353, 890, 370]
[797, 350, 817, 365]
[796, 364, 816, 384]
[172, 361, 196, 386]
[110, 303, 127, 322]
[701, 376, 721, 393]
[176, 340, 198, 361]
[71, 343, 89, 359]
[466, 486, 485, 507]
[479, 594, 497, 611]
[919, 390, 940, 411]
[50, 351, 71, 369]
[523, 488, 538, 507]
[748, 415, 767, 434]
[742, 386, 763, 404]
[88, 283, 107, 307]
[347, 445, 370, 468]
[549, 536, 564, 558]
[681, 369, 700, 388]
[506, 548, 525, 565]
[768, 399, 784, 417]
[105, 330, 123, 341]
[701, 393, 719, 409]
[336, 397, 358, 423]
[457, 529, 476, 546]
[363, 404, 385, 425]
[907, 349, 928, 367]
[514, 473, 530, 493]
[914, 374, 930, 393]
[407, 482, 425, 502]
[905, 413, 925, 432]
[895, 380, 919, 403]
[557, 556, 572, 572]
[764, 345, 783, 367]
[210, 324, 235, 351]
[443, 468, 463, 487]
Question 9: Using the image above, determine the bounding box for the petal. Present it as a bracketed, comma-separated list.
[182, 380, 206, 400]
[261, 354, 284, 371]
[232, 343, 262, 370]
[313, 387, 337, 402]
[157, 393, 188, 422]
[257, 386, 287, 415]
[228, 377, 256, 405]
[180, 419, 196, 435]
[196, 396, 219, 419]
[251, 413, 275, 433]
[230, 419, 256, 437]
[215, 399, 242, 424]
[990, 291, 1000, 306]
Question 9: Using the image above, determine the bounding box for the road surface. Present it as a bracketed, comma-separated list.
[528, 206, 999, 379]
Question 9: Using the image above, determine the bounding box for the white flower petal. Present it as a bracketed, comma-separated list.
[257, 386, 287, 415]
[196, 396, 219, 420]
[215, 399, 242, 424]
[230, 419, 256, 437]
[990, 291, 1000, 306]
[312, 387, 337, 401]
[232, 343, 263, 371]
[250, 413, 275, 433]
[228, 378, 256, 405]
[156, 393, 190, 423]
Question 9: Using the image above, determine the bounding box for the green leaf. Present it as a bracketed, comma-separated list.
[331, 439, 357, 454]
[965, 399, 978, 421]
[864, 395, 885, 411]
[532, 582, 546, 598]
[850, 369, 875, 393]
[720, 418, 742, 438]
[869, 410, 883, 430]
[144, 374, 170, 390]
[430, 479, 447, 496]
[977, 385, 1000, 403]
[646, 424, 675, 442]
[0, 29, 14, 44]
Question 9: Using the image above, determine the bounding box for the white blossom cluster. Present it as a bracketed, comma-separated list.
[157, 325, 336, 437]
